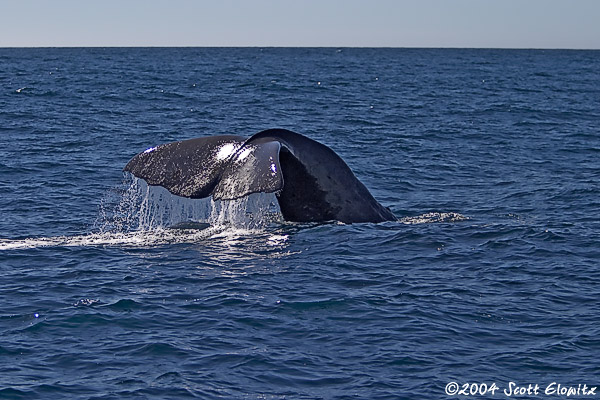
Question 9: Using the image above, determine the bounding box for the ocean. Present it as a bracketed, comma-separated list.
[0, 48, 598, 399]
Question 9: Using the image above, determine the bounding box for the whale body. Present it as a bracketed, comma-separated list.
[124, 129, 396, 223]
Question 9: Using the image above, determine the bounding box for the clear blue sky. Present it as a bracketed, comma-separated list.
[1, 0, 599, 48]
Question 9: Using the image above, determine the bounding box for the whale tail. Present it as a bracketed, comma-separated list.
[124, 129, 396, 223]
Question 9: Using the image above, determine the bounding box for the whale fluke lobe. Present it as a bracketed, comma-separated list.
[124, 129, 396, 223]
[124, 135, 246, 199]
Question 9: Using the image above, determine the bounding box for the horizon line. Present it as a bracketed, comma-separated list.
[1, 45, 599, 51]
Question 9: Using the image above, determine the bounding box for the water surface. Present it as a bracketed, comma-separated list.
[1, 48, 599, 399]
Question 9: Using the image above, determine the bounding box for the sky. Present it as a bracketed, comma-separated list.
[1, 0, 599, 49]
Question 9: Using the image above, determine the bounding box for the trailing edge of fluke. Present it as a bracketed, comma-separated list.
[124, 129, 396, 224]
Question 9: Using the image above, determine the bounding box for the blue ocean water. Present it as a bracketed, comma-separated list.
[0, 48, 599, 399]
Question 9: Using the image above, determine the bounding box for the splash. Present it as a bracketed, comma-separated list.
[95, 175, 282, 232]
[0, 176, 283, 251]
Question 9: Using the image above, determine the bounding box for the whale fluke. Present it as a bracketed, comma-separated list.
[124, 129, 396, 223]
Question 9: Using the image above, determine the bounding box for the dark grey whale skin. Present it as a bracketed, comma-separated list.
[124, 129, 397, 224]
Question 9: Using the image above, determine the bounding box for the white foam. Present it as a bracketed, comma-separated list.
[267, 234, 289, 246]
[0, 224, 271, 251]
[400, 212, 469, 224]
